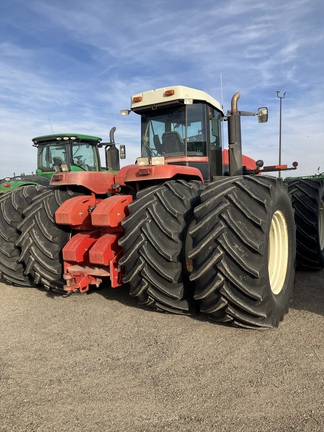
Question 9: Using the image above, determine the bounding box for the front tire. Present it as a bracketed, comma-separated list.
[189, 176, 296, 329]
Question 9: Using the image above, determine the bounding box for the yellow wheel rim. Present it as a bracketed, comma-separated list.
[268, 210, 289, 295]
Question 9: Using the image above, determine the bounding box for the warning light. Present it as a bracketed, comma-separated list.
[164, 89, 175, 97]
[132, 96, 142, 103]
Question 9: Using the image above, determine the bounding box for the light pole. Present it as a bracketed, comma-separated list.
[276, 89, 287, 178]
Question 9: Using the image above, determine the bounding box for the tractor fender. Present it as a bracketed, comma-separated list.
[115, 164, 204, 185]
[50, 171, 117, 194]
[222, 149, 257, 173]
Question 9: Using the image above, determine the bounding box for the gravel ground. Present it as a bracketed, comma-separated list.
[1, 269, 323, 432]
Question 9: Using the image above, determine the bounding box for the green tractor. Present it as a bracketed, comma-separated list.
[0, 130, 123, 193]
[0, 128, 123, 288]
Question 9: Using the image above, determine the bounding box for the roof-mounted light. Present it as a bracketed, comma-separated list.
[164, 89, 175, 97]
[132, 96, 142, 103]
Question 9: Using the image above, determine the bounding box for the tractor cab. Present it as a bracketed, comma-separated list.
[127, 86, 225, 182]
[33, 134, 102, 178]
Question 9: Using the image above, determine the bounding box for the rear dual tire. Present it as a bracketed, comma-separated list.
[120, 176, 296, 327]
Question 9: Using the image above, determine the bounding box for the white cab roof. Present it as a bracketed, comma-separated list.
[131, 85, 223, 113]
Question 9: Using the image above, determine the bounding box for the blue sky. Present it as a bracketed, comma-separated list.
[0, 0, 323, 178]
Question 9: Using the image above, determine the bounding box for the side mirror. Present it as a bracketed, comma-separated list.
[120, 145, 126, 159]
[258, 107, 268, 123]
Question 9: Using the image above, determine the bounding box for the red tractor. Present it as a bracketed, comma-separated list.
[2, 85, 320, 329]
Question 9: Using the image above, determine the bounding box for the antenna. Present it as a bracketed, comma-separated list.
[48, 118, 54, 133]
[220, 73, 224, 109]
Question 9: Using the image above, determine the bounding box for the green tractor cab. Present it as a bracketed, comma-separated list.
[0, 131, 124, 194]
[33, 133, 103, 177]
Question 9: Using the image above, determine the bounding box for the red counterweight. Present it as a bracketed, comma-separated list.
[55, 194, 133, 293]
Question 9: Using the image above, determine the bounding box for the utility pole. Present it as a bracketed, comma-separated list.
[276, 89, 287, 178]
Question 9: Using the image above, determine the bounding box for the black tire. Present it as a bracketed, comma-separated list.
[0, 185, 46, 286]
[16, 187, 84, 293]
[119, 180, 204, 314]
[287, 178, 324, 269]
[189, 176, 296, 329]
